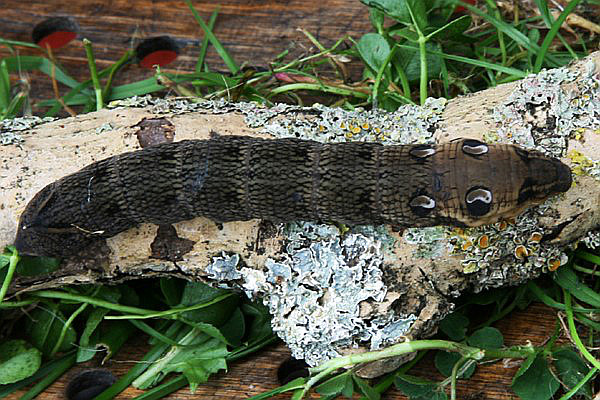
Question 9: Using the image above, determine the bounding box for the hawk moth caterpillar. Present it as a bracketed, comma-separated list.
[14, 136, 572, 257]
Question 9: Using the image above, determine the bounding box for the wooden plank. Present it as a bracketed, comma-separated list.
[8, 303, 560, 399]
[0, 0, 372, 108]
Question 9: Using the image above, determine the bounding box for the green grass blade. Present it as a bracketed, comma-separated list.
[18, 353, 77, 400]
[0, 37, 41, 49]
[396, 44, 528, 78]
[554, 266, 600, 308]
[458, 1, 561, 68]
[93, 341, 173, 400]
[0, 59, 10, 110]
[196, 8, 219, 73]
[83, 38, 103, 110]
[185, 1, 239, 74]
[107, 77, 165, 99]
[533, 0, 581, 73]
[130, 376, 188, 400]
[4, 55, 81, 88]
[574, 249, 600, 265]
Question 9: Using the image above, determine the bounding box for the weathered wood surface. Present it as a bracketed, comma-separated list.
[0, 0, 372, 110]
[7, 303, 561, 399]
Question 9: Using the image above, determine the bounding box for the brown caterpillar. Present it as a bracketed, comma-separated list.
[14, 136, 572, 257]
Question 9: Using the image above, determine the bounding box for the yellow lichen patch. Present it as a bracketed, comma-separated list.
[319, 125, 325, 132]
[548, 259, 561, 271]
[497, 220, 508, 231]
[339, 122, 346, 130]
[351, 126, 362, 134]
[463, 261, 479, 274]
[568, 149, 594, 176]
[514, 245, 529, 260]
[462, 240, 473, 251]
[477, 235, 490, 249]
[452, 227, 465, 236]
[528, 232, 543, 243]
[362, 122, 370, 130]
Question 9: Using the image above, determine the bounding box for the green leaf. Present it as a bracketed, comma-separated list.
[369, 7, 385, 32]
[467, 327, 503, 349]
[434, 351, 475, 379]
[361, 0, 411, 23]
[25, 303, 77, 355]
[513, 353, 537, 381]
[357, 33, 391, 74]
[361, 0, 426, 29]
[182, 320, 230, 344]
[405, 0, 427, 31]
[219, 307, 245, 346]
[77, 307, 109, 362]
[353, 375, 380, 400]
[160, 278, 184, 306]
[245, 377, 306, 400]
[394, 375, 447, 399]
[241, 302, 273, 343]
[554, 266, 600, 308]
[0, 340, 42, 384]
[426, 15, 471, 40]
[161, 338, 228, 393]
[178, 282, 239, 326]
[394, 42, 443, 83]
[316, 371, 353, 396]
[390, 27, 419, 42]
[16, 256, 61, 276]
[439, 312, 469, 341]
[0, 254, 10, 269]
[552, 348, 592, 398]
[512, 355, 559, 400]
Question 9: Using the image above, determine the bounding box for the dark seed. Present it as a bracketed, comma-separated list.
[277, 357, 309, 385]
[32, 17, 79, 49]
[136, 36, 180, 68]
[66, 369, 116, 400]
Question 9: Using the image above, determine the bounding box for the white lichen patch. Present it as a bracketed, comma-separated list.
[403, 226, 447, 258]
[203, 221, 416, 366]
[492, 60, 600, 159]
[581, 230, 600, 250]
[109, 95, 447, 146]
[1, 116, 54, 145]
[263, 223, 415, 365]
[249, 98, 447, 145]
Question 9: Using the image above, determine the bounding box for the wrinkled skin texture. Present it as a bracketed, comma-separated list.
[14, 136, 572, 257]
